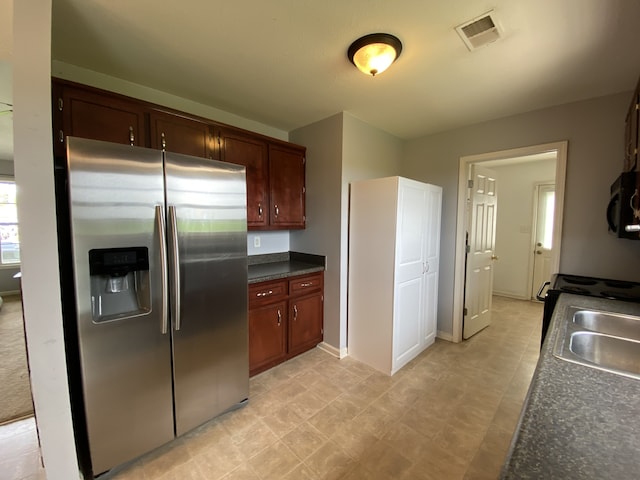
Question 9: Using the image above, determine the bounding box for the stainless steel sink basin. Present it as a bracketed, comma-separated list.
[554, 306, 640, 380]
[569, 331, 640, 377]
[573, 310, 640, 341]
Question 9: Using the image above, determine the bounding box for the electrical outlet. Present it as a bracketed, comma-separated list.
[253, 236, 261, 248]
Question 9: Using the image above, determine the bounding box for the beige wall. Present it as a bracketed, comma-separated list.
[402, 92, 635, 337]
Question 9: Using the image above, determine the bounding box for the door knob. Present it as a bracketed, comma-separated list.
[491, 255, 499, 260]
[536, 242, 542, 247]
[536, 250, 542, 255]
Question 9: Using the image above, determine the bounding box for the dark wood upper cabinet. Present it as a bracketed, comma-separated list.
[218, 128, 269, 227]
[149, 111, 213, 159]
[54, 83, 146, 157]
[52, 78, 307, 231]
[624, 87, 639, 172]
[269, 144, 306, 229]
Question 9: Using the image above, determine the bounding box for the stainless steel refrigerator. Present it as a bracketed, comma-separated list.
[65, 137, 249, 476]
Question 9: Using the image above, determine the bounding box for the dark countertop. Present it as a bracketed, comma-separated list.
[501, 293, 640, 479]
[247, 251, 325, 284]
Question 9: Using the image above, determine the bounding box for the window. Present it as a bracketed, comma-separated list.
[0, 179, 20, 265]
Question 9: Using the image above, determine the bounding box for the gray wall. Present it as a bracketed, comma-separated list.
[491, 159, 557, 299]
[290, 112, 401, 354]
[402, 91, 635, 337]
[52, 61, 288, 141]
[290, 113, 344, 349]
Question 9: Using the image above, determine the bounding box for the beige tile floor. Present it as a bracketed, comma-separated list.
[0, 296, 541, 480]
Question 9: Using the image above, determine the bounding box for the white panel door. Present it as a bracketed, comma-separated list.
[464, 165, 498, 339]
[531, 184, 555, 299]
[423, 185, 441, 345]
[393, 180, 427, 371]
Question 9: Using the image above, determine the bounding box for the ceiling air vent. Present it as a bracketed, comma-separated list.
[455, 11, 502, 51]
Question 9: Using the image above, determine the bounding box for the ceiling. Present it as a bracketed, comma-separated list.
[3, 0, 640, 161]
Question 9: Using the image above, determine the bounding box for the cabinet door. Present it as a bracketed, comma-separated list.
[57, 86, 146, 155]
[249, 301, 287, 376]
[269, 144, 306, 229]
[219, 129, 269, 227]
[289, 293, 323, 356]
[149, 111, 213, 159]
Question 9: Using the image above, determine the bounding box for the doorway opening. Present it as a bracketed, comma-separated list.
[453, 141, 568, 342]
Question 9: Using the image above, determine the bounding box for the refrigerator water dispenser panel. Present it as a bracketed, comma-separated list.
[89, 247, 151, 323]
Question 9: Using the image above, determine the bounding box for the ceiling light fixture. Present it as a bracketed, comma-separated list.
[347, 33, 402, 77]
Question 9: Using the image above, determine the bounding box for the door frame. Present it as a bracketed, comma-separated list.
[452, 141, 568, 343]
[529, 181, 556, 300]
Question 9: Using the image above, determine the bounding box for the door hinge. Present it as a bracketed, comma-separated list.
[463, 307, 468, 316]
[468, 179, 474, 188]
[465, 244, 470, 254]
[303, 157, 306, 165]
[303, 186, 306, 194]
[321, 295, 324, 302]
[58, 98, 63, 111]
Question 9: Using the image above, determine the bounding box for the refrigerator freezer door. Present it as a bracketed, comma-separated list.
[67, 138, 174, 475]
[164, 152, 249, 436]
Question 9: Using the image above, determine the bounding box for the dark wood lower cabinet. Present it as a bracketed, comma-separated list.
[289, 293, 323, 357]
[249, 301, 287, 372]
[249, 272, 323, 376]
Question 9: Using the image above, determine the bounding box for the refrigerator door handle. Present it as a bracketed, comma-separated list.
[168, 205, 182, 331]
[155, 205, 169, 335]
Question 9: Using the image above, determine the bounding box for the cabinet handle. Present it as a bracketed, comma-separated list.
[256, 290, 273, 297]
[277, 309, 282, 326]
[59, 130, 64, 143]
[258, 203, 263, 217]
[274, 204, 279, 217]
[161, 132, 167, 151]
[300, 282, 313, 287]
[129, 126, 135, 146]
[293, 304, 298, 321]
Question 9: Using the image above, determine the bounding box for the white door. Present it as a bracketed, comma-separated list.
[531, 184, 555, 299]
[423, 184, 441, 346]
[463, 165, 498, 339]
[393, 180, 427, 369]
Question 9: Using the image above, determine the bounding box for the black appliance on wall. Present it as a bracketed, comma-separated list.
[536, 274, 640, 346]
[607, 171, 640, 239]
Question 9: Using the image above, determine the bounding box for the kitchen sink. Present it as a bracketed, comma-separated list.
[569, 331, 640, 377]
[573, 310, 640, 341]
[554, 307, 640, 380]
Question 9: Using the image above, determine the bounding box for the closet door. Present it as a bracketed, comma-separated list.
[423, 184, 442, 345]
[392, 179, 428, 372]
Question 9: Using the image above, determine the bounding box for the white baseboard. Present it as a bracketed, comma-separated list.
[436, 330, 453, 342]
[317, 342, 347, 359]
[492, 291, 529, 301]
[0, 290, 21, 297]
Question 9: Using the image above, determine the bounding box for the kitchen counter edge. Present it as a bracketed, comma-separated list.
[500, 293, 640, 480]
[248, 251, 325, 284]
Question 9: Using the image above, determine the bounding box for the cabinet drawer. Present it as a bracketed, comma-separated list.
[249, 280, 287, 308]
[289, 273, 323, 296]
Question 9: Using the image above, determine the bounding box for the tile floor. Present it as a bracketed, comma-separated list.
[0, 296, 541, 480]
